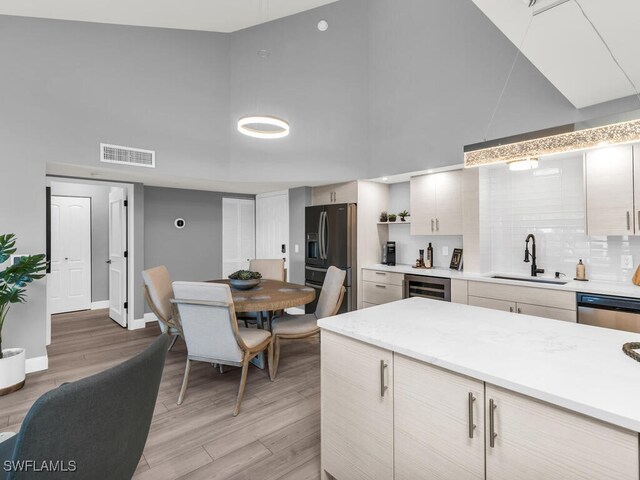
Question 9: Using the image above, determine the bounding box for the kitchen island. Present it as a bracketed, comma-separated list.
[319, 297, 640, 480]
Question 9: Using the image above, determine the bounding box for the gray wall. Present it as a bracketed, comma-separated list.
[143, 187, 254, 312]
[289, 187, 312, 285]
[49, 182, 111, 303]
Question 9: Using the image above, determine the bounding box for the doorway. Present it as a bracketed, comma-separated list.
[222, 197, 256, 277]
[47, 179, 134, 341]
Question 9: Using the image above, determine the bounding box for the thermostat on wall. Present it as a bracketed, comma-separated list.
[174, 218, 186, 229]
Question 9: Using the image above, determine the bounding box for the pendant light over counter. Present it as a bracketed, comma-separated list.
[237, 0, 290, 140]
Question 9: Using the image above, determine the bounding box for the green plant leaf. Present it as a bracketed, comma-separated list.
[0, 234, 17, 264]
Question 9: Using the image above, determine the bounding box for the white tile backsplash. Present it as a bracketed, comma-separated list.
[388, 182, 463, 268]
[483, 154, 640, 282]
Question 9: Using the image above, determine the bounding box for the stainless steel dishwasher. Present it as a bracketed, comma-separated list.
[577, 293, 640, 334]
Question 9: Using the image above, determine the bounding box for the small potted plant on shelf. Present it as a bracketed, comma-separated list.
[379, 211, 388, 223]
[0, 234, 47, 396]
[399, 210, 410, 222]
[388, 213, 397, 223]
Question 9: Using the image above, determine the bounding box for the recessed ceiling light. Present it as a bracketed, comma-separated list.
[382, 177, 389, 182]
[317, 20, 329, 32]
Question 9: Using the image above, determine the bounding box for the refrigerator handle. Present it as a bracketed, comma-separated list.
[318, 212, 324, 261]
[322, 211, 329, 260]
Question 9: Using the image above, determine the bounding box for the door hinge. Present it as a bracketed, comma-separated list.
[124, 302, 128, 310]
[124, 250, 128, 258]
[124, 200, 128, 207]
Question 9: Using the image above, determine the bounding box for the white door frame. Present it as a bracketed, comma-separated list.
[46, 177, 139, 342]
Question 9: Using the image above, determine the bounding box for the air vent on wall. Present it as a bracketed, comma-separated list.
[100, 143, 155, 168]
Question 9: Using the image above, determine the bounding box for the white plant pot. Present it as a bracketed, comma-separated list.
[0, 348, 26, 395]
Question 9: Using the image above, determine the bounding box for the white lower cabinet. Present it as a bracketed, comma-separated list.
[321, 331, 393, 480]
[485, 385, 639, 480]
[322, 332, 640, 480]
[395, 355, 484, 480]
[468, 296, 516, 313]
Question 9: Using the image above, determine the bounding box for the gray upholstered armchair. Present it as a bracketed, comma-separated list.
[0, 335, 169, 480]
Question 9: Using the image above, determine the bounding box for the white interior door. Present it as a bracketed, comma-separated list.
[48, 196, 91, 314]
[222, 198, 256, 277]
[108, 187, 128, 327]
[256, 191, 289, 279]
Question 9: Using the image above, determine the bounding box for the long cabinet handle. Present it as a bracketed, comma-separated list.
[380, 360, 388, 397]
[436, 218, 440, 231]
[509, 306, 514, 313]
[431, 219, 435, 232]
[468, 392, 476, 439]
[627, 211, 631, 231]
[637, 211, 639, 231]
[489, 398, 497, 448]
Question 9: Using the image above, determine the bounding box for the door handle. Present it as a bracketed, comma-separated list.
[64, 257, 69, 261]
[468, 392, 476, 439]
[380, 360, 388, 397]
[281, 244, 286, 254]
[489, 398, 497, 448]
[106, 260, 112, 264]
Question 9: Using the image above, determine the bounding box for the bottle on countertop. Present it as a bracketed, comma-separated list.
[427, 243, 434, 268]
[576, 259, 586, 280]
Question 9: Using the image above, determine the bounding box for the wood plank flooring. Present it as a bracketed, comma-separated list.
[0, 309, 321, 479]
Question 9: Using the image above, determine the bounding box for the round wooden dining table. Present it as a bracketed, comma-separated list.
[209, 279, 316, 315]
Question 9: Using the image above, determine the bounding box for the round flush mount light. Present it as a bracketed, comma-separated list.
[317, 20, 329, 32]
[237, 115, 290, 139]
[508, 158, 539, 171]
[174, 218, 186, 229]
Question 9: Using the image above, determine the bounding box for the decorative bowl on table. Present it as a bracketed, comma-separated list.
[228, 270, 262, 290]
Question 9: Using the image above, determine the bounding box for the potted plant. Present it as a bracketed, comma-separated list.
[0, 234, 47, 395]
[388, 213, 397, 223]
[399, 210, 410, 222]
[379, 211, 388, 223]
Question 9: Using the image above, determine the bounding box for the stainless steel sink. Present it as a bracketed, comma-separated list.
[490, 275, 569, 286]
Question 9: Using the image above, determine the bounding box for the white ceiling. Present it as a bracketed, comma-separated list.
[471, 0, 640, 108]
[0, 0, 339, 33]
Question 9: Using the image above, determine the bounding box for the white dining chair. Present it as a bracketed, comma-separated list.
[171, 281, 273, 416]
[269, 266, 346, 379]
[142, 266, 182, 351]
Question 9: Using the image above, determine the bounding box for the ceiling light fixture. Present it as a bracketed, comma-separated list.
[237, 116, 290, 139]
[508, 158, 538, 171]
[237, 0, 290, 140]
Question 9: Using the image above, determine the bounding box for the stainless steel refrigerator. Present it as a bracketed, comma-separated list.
[305, 203, 357, 314]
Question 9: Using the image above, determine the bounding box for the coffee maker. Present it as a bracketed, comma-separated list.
[383, 241, 396, 266]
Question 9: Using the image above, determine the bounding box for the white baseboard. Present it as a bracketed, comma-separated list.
[144, 312, 158, 323]
[26, 355, 48, 374]
[91, 300, 110, 310]
[129, 318, 147, 330]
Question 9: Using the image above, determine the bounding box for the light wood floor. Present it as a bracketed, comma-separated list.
[1, 309, 321, 480]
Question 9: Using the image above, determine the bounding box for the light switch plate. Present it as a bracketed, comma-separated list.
[621, 255, 634, 269]
[294, 244, 300, 254]
[442, 246, 449, 256]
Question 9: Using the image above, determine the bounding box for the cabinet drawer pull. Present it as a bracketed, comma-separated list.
[380, 360, 388, 397]
[517, 308, 522, 314]
[627, 211, 631, 231]
[375, 272, 387, 276]
[375, 284, 387, 289]
[468, 392, 476, 439]
[431, 219, 435, 232]
[509, 306, 514, 313]
[436, 218, 440, 231]
[489, 398, 497, 448]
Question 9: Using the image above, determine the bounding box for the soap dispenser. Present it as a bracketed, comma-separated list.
[575, 259, 587, 281]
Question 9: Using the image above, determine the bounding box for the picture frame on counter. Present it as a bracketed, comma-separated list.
[450, 248, 463, 270]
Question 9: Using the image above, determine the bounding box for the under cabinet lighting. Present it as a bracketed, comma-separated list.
[508, 158, 538, 171]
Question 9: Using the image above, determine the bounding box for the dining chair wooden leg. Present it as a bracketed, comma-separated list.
[168, 334, 179, 351]
[272, 335, 281, 379]
[177, 359, 192, 405]
[233, 354, 251, 417]
[267, 342, 275, 382]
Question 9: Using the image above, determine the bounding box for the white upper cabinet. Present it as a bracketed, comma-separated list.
[411, 170, 463, 236]
[312, 181, 358, 206]
[585, 145, 635, 236]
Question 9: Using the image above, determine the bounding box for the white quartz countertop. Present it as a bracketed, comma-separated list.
[318, 297, 640, 432]
[363, 263, 640, 299]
